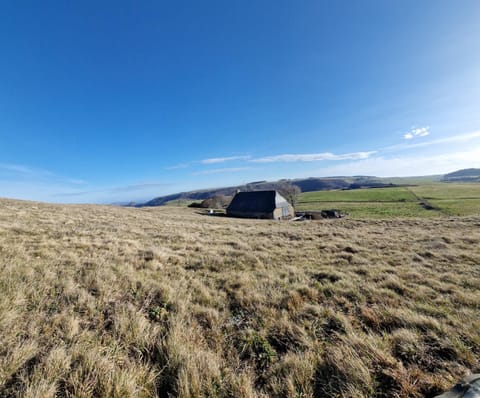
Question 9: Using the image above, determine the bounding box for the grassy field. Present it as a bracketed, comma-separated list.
[409, 184, 480, 217]
[0, 198, 479, 397]
[298, 201, 440, 219]
[409, 183, 480, 199]
[299, 187, 417, 203]
[163, 199, 200, 207]
[297, 183, 480, 218]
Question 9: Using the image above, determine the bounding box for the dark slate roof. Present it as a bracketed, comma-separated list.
[227, 190, 290, 213]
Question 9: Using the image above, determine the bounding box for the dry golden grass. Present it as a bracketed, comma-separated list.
[0, 198, 479, 397]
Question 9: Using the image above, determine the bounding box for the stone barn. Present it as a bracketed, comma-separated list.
[226, 190, 294, 219]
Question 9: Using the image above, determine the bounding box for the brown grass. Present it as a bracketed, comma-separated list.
[0, 198, 479, 397]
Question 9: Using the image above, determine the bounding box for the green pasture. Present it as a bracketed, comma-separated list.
[297, 201, 440, 218]
[163, 199, 200, 207]
[299, 187, 416, 203]
[382, 175, 442, 185]
[409, 183, 480, 199]
[429, 199, 480, 216]
[297, 183, 480, 218]
[411, 183, 480, 216]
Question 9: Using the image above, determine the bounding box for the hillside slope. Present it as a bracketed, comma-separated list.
[140, 176, 392, 207]
[442, 168, 480, 182]
[139, 169, 478, 208]
[0, 198, 479, 397]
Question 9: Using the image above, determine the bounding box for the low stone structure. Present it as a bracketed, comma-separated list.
[226, 190, 294, 219]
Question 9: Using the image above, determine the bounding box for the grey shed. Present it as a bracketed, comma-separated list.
[226, 190, 294, 219]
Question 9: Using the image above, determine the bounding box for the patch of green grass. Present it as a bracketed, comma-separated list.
[382, 175, 442, 185]
[299, 187, 417, 203]
[297, 183, 480, 218]
[297, 187, 429, 218]
[163, 199, 201, 207]
[296, 201, 439, 218]
[410, 183, 480, 200]
[409, 183, 480, 216]
[429, 199, 480, 216]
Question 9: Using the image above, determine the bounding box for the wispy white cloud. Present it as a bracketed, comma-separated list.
[0, 163, 86, 186]
[0, 163, 34, 174]
[110, 182, 173, 193]
[166, 155, 251, 169]
[65, 178, 88, 185]
[250, 151, 376, 163]
[200, 155, 251, 164]
[311, 148, 480, 178]
[0, 163, 96, 202]
[165, 163, 190, 170]
[386, 130, 480, 152]
[404, 126, 430, 140]
[0, 163, 54, 177]
[54, 182, 173, 197]
[192, 167, 252, 175]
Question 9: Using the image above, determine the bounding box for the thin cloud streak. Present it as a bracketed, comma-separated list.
[0, 163, 88, 186]
[385, 130, 480, 152]
[200, 155, 251, 164]
[54, 182, 173, 197]
[0, 163, 54, 177]
[168, 131, 480, 172]
[166, 156, 251, 169]
[192, 167, 252, 175]
[165, 163, 190, 170]
[0, 163, 35, 174]
[311, 148, 480, 178]
[110, 182, 173, 193]
[65, 178, 88, 185]
[250, 151, 376, 163]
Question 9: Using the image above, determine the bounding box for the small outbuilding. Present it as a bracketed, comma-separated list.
[226, 190, 294, 219]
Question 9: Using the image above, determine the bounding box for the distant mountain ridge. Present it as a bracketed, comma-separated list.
[137, 176, 394, 207]
[133, 168, 478, 208]
[442, 168, 480, 182]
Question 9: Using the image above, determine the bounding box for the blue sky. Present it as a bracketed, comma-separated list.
[1, 1, 479, 203]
